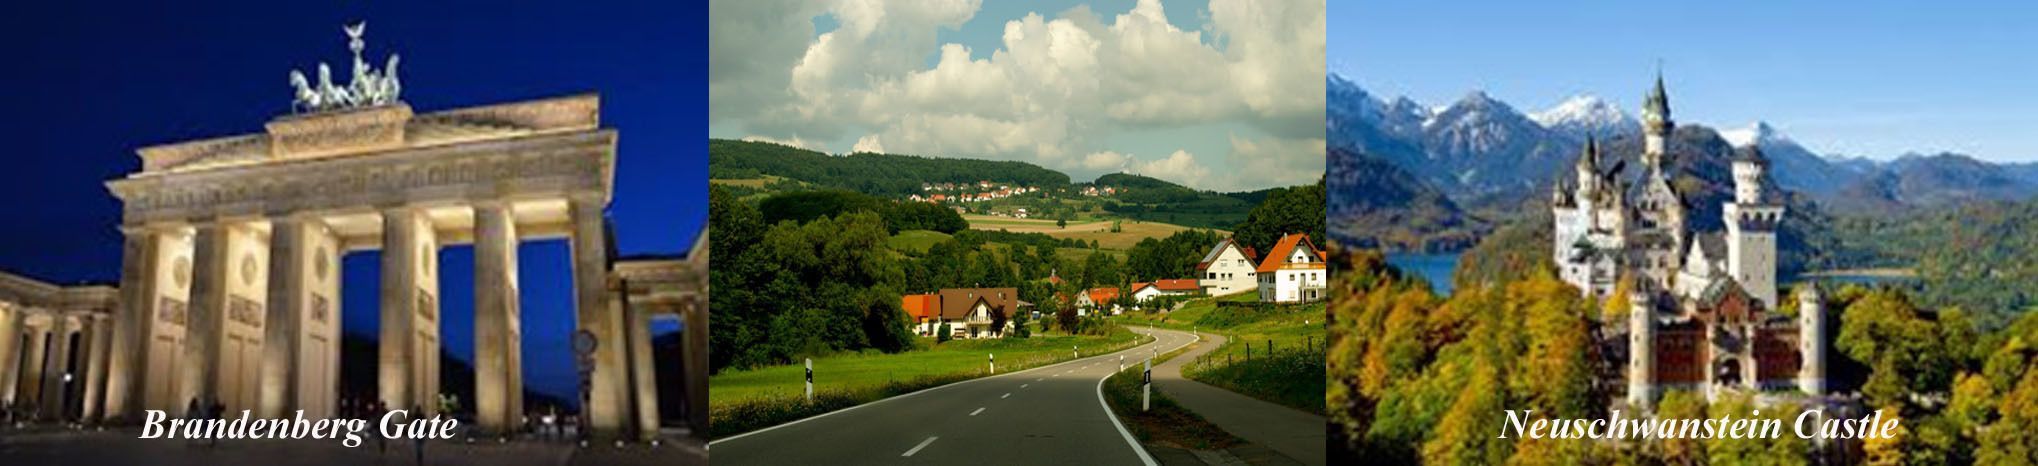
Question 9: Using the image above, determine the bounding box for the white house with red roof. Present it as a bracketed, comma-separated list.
[1197, 238, 1259, 296]
[1075, 287, 1122, 315]
[1256, 233, 1327, 303]
[1130, 279, 1201, 303]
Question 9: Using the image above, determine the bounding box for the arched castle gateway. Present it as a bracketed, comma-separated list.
[0, 23, 713, 441]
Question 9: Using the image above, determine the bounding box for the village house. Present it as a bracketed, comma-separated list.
[1130, 279, 1200, 303]
[900, 288, 1026, 339]
[1196, 238, 1259, 296]
[1256, 233, 1327, 303]
[903, 293, 941, 336]
[1075, 287, 1122, 315]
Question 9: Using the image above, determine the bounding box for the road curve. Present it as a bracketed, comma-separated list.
[1152, 331, 1328, 465]
[710, 329, 1201, 465]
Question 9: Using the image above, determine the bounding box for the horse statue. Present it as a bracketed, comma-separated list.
[289, 70, 322, 113]
[379, 54, 403, 104]
[317, 63, 353, 108]
[287, 21, 404, 113]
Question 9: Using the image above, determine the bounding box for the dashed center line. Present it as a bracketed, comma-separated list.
[1021, 384, 1029, 388]
[970, 407, 986, 416]
[1001, 393, 1011, 399]
[902, 436, 939, 457]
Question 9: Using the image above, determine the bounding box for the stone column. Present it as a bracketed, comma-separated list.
[626, 298, 658, 440]
[106, 227, 161, 421]
[17, 322, 48, 409]
[82, 315, 113, 422]
[181, 223, 229, 416]
[260, 216, 307, 419]
[684, 296, 709, 436]
[41, 317, 75, 421]
[0, 304, 21, 406]
[473, 201, 522, 435]
[569, 196, 624, 437]
[378, 208, 419, 411]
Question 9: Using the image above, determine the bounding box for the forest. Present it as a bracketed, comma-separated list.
[1329, 246, 2038, 464]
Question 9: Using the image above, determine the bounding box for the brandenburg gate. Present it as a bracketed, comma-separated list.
[5, 23, 709, 440]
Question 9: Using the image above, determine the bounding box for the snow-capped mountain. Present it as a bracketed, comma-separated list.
[1329, 75, 2038, 213]
[1718, 121, 1860, 195]
[1719, 121, 1788, 148]
[1530, 95, 1640, 140]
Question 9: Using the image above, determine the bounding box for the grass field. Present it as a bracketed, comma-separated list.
[708, 330, 1149, 436]
[964, 214, 1224, 251]
[886, 230, 953, 253]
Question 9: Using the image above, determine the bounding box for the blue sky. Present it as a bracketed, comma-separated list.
[1334, 1, 2038, 162]
[0, 0, 702, 401]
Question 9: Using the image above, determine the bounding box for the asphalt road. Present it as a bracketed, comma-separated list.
[710, 329, 1202, 465]
[1151, 332, 1327, 465]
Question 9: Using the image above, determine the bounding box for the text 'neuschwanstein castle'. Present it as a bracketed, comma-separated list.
[1550, 74, 1826, 410]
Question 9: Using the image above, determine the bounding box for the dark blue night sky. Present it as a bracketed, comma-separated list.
[0, 1, 704, 399]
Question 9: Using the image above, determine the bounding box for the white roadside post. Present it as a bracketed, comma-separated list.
[989, 353, 995, 374]
[1073, 345, 1078, 358]
[804, 358, 814, 403]
[1119, 354, 1124, 371]
[1142, 357, 1152, 411]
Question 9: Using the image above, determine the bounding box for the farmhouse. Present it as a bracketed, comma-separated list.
[1196, 238, 1259, 296]
[1130, 279, 1200, 303]
[899, 288, 1026, 339]
[1256, 233, 1327, 303]
[1075, 287, 1122, 315]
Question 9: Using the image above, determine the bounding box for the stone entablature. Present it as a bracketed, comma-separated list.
[0, 271, 118, 315]
[131, 94, 602, 176]
[108, 94, 613, 228]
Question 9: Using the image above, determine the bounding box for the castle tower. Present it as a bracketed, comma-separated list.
[1632, 74, 1686, 289]
[1797, 283, 1826, 396]
[1642, 71, 1674, 168]
[1553, 140, 1598, 295]
[1725, 146, 1785, 308]
[1626, 285, 1656, 411]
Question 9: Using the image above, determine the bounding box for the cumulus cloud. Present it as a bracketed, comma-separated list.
[709, 0, 1326, 191]
[852, 134, 886, 154]
[1132, 150, 1214, 188]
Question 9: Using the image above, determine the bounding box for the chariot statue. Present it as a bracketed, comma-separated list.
[289, 21, 404, 113]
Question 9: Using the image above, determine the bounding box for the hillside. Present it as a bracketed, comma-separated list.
[708, 139, 1070, 196]
[1091, 172, 1257, 229]
[1326, 146, 1483, 252]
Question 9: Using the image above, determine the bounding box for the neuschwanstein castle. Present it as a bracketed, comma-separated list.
[1550, 75, 1827, 410]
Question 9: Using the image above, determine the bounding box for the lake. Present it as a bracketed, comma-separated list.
[1379, 252, 1913, 299]
[1386, 253, 1461, 296]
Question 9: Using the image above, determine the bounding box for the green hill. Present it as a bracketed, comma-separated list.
[709, 139, 1071, 196]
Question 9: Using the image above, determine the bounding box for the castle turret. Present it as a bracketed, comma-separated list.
[1574, 137, 1602, 202]
[1797, 283, 1826, 396]
[1642, 71, 1674, 167]
[1627, 286, 1656, 411]
[1725, 145, 1784, 308]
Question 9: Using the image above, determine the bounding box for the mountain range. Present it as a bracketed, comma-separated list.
[1329, 74, 2038, 217]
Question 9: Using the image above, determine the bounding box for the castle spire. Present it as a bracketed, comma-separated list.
[1643, 69, 1672, 130]
[1642, 68, 1675, 168]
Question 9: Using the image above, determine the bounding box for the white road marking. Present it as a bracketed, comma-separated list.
[1099, 329, 1200, 466]
[1021, 384, 1029, 388]
[970, 407, 986, 416]
[903, 436, 939, 457]
[1001, 393, 1011, 399]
